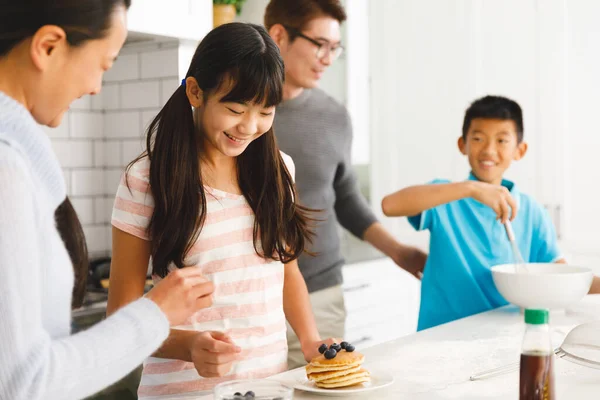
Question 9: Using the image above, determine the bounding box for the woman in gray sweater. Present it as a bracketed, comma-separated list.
[0, 1, 214, 399]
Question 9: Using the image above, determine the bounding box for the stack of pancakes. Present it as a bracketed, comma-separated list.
[305, 351, 370, 389]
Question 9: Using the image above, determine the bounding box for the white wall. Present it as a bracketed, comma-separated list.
[237, 0, 270, 25]
[368, 0, 563, 248]
[345, 0, 370, 165]
[368, 0, 600, 269]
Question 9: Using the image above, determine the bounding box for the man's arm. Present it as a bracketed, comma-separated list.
[332, 113, 427, 278]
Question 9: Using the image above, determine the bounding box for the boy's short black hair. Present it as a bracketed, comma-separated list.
[462, 95, 524, 142]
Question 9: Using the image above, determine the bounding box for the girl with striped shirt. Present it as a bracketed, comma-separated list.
[107, 22, 337, 398]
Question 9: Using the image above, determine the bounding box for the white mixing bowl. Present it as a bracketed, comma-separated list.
[491, 263, 593, 309]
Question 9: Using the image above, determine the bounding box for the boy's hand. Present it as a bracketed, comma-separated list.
[393, 244, 428, 279]
[470, 181, 518, 223]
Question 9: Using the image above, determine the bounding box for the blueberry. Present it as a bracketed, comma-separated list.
[318, 343, 328, 354]
[324, 348, 337, 359]
[234, 393, 242, 396]
[340, 341, 349, 350]
[345, 344, 355, 352]
[244, 391, 255, 398]
[330, 343, 342, 352]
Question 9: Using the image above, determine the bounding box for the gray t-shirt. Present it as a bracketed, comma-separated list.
[274, 88, 377, 293]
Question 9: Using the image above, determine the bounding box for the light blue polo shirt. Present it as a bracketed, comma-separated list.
[409, 174, 561, 331]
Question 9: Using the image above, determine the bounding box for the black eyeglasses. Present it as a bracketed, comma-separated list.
[283, 25, 344, 61]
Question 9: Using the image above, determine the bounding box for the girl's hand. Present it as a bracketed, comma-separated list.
[301, 338, 342, 363]
[190, 331, 242, 377]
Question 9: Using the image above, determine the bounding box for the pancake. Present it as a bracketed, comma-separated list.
[305, 364, 356, 374]
[307, 365, 362, 382]
[306, 349, 370, 389]
[320, 368, 370, 384]
[308, 350, 365, 368]
[315, 374, 371, 389]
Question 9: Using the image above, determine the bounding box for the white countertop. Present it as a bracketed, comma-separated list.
[193, 295, 600, 399]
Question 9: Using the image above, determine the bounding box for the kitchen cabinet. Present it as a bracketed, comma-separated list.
[127, 0, 212, 42]
[369, 0, 600, 262]
[342, 258, 420, 348]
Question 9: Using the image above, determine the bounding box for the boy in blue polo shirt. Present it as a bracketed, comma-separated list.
[382, 95, 600, 330]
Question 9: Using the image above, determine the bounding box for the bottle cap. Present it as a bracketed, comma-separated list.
[525, 309, 549, 325]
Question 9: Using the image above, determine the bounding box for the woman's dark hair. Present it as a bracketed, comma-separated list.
[0, 0, 132, 308]
[129, 22, 314, 277]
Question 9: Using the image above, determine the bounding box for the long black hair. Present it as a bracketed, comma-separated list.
[0, 0, 132, 308]
[129, 23, 315, 277]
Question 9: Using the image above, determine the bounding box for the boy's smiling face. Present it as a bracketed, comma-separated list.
[458, 118, 528, 185]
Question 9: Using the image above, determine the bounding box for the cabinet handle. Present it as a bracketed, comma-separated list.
[343, 283, 371, 293]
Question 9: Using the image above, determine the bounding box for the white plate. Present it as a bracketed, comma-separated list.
[290, 368, 394, 397]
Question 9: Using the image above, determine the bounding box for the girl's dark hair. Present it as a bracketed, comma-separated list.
[130, 22, 314, 277]
[0, 0, 132, 308]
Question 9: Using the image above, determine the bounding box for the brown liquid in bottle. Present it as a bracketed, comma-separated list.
[519, 352, 555, 400]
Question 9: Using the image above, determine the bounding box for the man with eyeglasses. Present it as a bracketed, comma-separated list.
[265, 0, 428, 369]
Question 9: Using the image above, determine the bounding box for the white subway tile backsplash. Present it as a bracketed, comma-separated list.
[70, 112, 103, 139]
[54, 42, 183, 256]
[94, 140, 104, 168]
[103, 53, 140, 82]
[121, 139, 144, 166]
[121, 81, 161, 109]
[91, 93, 103, 111]
[52, 140, 94, 168]
[102, 84, 120, 110]
[141, 48, 179, 79]
[161, 78, 179, 105]
[104, 111, 142, 138]
[105, 168, 124, 196]
[105, 198, 115, 221]
[95, 197, 113, 224]
[84, 225, 109, 254]
[71, 197, 95, 225]
[70, 96, 92, 110]
[42, 118, 69, 138]
[104, 141, 122, 167]
[141, 109, 160, 131]
[71, 170, 104, 196]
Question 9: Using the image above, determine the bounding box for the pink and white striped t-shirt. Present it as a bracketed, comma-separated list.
[111, 153, 296, 398]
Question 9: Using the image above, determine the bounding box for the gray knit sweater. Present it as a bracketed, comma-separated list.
[0, 91, 169, 400]
[274, 88, 377, 293]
